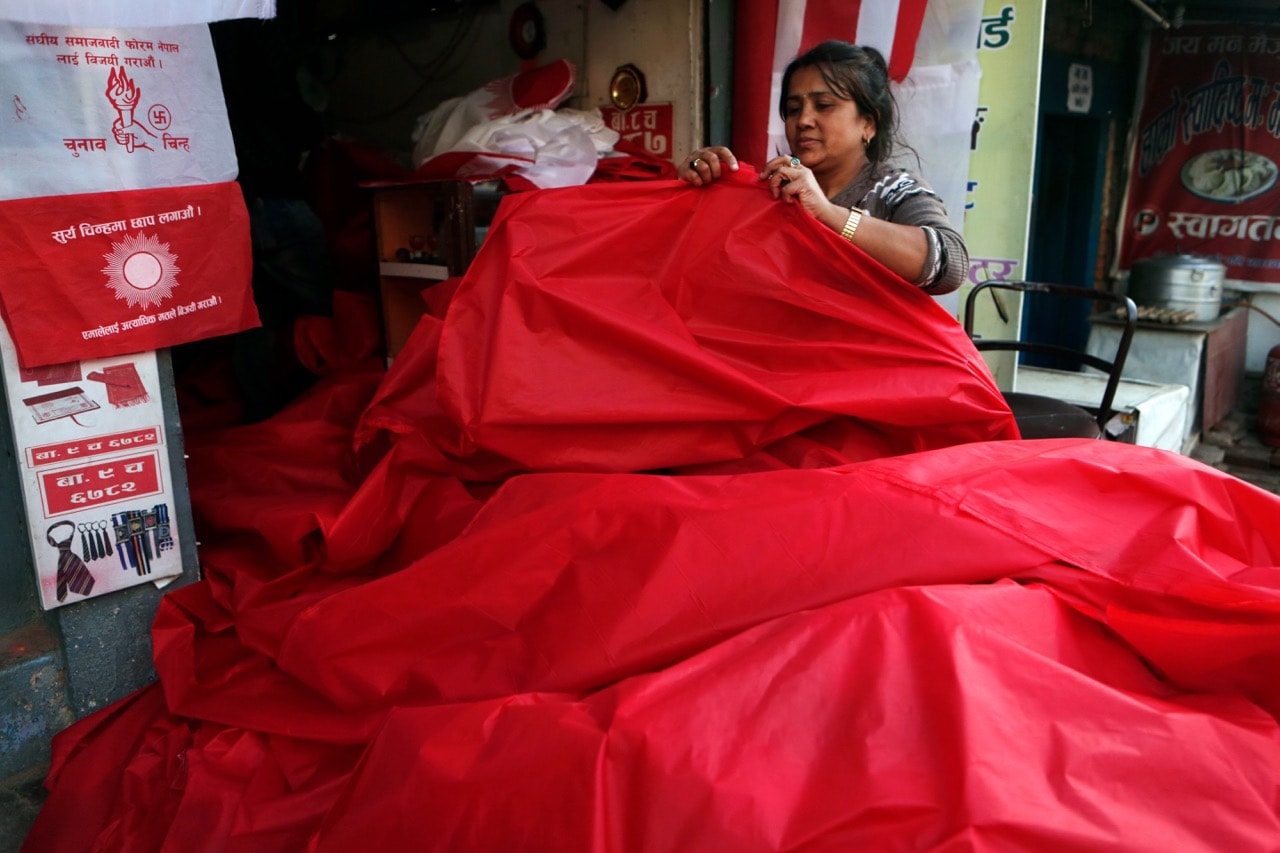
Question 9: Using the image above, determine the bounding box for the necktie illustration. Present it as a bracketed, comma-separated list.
[47, 521, 95, 602]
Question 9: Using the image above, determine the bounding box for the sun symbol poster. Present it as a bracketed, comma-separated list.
[0, 21, 257, 369]
[0, 181, 256, 367]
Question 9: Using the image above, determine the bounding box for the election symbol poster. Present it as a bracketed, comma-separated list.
[0, 182, 256, 368]
[0, 323, 183, 610]
[0, 22, 258, 368]
[1118, 23, 1280, 284]
[0, 21, 238, 198]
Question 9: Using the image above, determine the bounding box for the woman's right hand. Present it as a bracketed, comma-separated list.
[679, 146, 739, 186]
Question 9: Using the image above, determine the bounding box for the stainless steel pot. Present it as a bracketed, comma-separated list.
[1125, 254, 1226, 321]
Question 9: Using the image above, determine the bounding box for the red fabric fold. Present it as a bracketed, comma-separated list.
[312, 582, 1280, 852]
[359, 169, 1017, 479]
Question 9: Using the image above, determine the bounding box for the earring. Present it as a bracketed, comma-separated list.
[862, 137, 871, 149]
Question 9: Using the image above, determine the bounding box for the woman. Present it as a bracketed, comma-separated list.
[680, 41, 967, 295]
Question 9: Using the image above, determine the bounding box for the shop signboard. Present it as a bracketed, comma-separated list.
[1119, 23, 1280, 285]
[601, 103, 674, 160]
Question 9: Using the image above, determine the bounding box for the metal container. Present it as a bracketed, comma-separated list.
[1125, 254, 1226, 321]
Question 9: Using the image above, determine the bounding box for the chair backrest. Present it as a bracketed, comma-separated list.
[963, 281, 1138, 436]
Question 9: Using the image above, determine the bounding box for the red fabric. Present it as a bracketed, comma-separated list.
[357, 169, 1016, 479]
[0, 181, 256, 369]
[507, 59, 576, 111]
[23, 176, 1280, 852]
[292, 290, 386, 378]
[589, 138, 680, 182]
[86, 362, 150, 408]
[18, 361, 81, 386]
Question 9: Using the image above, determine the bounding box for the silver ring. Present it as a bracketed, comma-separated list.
[691, 157, 704, 169]
[789, 156, 801, 167]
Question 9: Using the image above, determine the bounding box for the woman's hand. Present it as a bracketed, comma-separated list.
[761, 154, 836, 221]
[679, 146, 739, 186]
[762, 155, 930, 283]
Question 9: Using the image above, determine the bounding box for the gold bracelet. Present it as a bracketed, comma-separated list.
[840, 207, 865, 243]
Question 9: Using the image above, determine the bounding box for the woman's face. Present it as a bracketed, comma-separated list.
[784, 65, 874, 176]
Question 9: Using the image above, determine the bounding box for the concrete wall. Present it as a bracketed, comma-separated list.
[0, 389, 68, 780]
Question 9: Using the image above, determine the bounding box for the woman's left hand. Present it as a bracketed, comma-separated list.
[761, 154, 830, 219]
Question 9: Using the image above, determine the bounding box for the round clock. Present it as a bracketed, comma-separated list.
[508, 3, 547, 60]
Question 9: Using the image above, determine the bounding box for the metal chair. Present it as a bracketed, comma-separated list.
[963, 281, 1138, 439]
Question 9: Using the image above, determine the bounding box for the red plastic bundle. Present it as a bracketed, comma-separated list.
[24, 174, 1280, 853]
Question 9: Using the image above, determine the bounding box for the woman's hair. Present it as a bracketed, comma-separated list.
[778, 41, 910, 168]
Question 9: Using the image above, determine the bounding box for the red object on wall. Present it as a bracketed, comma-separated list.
[1261, 343, 1280, 447]
[601, 104, 674, 161]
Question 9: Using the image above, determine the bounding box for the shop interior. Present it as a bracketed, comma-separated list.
[7, 0, 1280, 847]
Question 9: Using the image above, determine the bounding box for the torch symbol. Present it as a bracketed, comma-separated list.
[106, 67, 151, 153]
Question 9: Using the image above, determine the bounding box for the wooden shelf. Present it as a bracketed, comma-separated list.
[370, 181, 474, 360]
[379, 261, 450, 280]
[369, 179, 506, 360]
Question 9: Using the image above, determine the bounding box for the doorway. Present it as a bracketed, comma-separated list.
[1024, 111, 1111, 368]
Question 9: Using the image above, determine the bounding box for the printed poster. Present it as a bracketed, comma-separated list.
[0, 22, 237, 198]
[0, 21, 244, 607]
[0, 183, 256, 368]
[0, 323, 183, 610]
[0, 22, 257, 368]
[1119, 24, 1280, 284]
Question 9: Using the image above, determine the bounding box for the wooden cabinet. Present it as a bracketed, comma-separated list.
[369, 180, 504, 359]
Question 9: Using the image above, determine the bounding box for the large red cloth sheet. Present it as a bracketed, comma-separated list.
[23, 175, 1280, 852]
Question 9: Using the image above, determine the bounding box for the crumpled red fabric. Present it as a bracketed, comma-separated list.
[357, 168, 1018, 479]
[23, 175, 1280, 852]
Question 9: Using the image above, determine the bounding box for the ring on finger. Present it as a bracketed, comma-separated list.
[691, 157, 704, 169]
[789, 156, 801, 167]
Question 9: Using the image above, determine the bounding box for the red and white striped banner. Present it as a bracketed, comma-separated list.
[732, 0, 930, 168]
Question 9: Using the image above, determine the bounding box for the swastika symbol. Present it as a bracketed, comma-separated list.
[148, 104, 172, 131]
